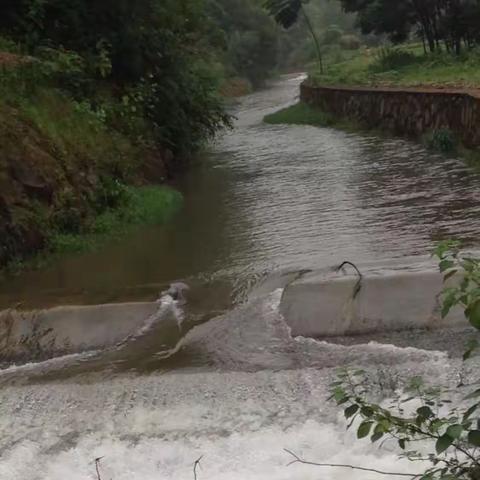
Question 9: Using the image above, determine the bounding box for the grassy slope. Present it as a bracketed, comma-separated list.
[264, 102, 334, 126]
[310, 44, 480, 89]
[27, 186, 182, 271]
[263, 45, 480, 175]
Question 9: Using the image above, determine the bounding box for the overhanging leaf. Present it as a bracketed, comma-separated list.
[466, 301, 480, 329]
[263, 0, 303, 29]
[464, 389, 480, 400]
[435, 434, 453, 454]
[357, 421, 373, 439]
[417, 406, 434, 419]
[468, 430, 480, 446]
[344, 404, 359, 419]
[446, 424, 463, 439]
[463, 403, 478, 422]
[440, 260, 455, 273]
[443, 270, 458, 282]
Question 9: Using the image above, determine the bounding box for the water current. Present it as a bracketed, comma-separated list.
[1, 75, 480, 479]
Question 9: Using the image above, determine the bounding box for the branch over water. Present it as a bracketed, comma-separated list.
[284, 449, 420, 478]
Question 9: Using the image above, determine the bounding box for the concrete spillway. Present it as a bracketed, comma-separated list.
[0, 302, 162, 363]
[0, 268, 467, 364]
[280, 269, 466, 337]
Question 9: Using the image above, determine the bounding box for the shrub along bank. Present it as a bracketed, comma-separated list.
[0, 0, 235, 271]
[0, 58, 184, 271]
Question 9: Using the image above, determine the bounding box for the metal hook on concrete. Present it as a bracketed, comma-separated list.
[335, 261, 363, 299]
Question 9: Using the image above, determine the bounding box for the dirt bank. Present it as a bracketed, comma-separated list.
[0, 104, 175, 268]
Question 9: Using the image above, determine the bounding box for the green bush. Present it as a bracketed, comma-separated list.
[339, 34, 361, 50]
[94, 177, 131, 213]
[323, 26, 344, 46]
[331, 241, 480, 480]
[50, 186, 182, 254]
[427, 128, 457, 153]
[370, 47, 418, 73]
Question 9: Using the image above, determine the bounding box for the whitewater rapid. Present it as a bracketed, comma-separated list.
[0, 284, 472, 480]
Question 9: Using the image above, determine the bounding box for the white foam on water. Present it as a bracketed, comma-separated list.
[0, 285, 467, 480]
[0, 356, 454, 480]
[0, 350, 99, 376]
[297, 336, 449, 358]
[0, 413, 426, 480]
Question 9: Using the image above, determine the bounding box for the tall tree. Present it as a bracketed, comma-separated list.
[340, 0, 480, 54]
[264, 0, 324, 73]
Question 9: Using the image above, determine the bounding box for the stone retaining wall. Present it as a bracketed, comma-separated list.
[300, 82, 480, 147]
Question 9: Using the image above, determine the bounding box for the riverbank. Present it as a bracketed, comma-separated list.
[0, 81, 184, 275]
[264, 95, 480, 166]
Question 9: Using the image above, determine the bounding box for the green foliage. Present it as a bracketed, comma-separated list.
[340, 0, 480, 55]
[427, 129, 458, 154]
[370, 47, 418, 73]
[339, 34, 361, 50]
[434, 241, 480, 330]
[263, 0, 306, 29]
[264, 0, 325, 73]
[0, 0, 233, 154]
[309, 44, 480, 89]
[323, 25, 344, 45]
[50, 186, 182, 255]
[330, 243, 480, 480]
[210, 0, 279, 88]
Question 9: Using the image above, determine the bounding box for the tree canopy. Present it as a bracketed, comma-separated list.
[340, 0, 480, 54]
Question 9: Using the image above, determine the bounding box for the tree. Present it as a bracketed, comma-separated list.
[208, 0, 280, 87]
[264, 0, 324, 73]
[0, 0, 232, 153]
[339, 0, 480, 55]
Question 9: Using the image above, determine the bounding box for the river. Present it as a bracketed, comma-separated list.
[0, 75, 480, 479]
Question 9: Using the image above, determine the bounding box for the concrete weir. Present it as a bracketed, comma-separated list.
[0, 301, 161, 363]
[280, 269, 467, 337]
[0, 269, 469, 363]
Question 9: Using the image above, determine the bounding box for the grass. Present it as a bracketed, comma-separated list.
[50, 185, 182, 254]
[0, 57, 180, 274]
[4, 185, 183, 275]
[264, 102, 480, 171]
[309, 43, 480, 89]
[264, 102, 335, 126]
[264, 102, 364, 134]
[15, 88, 141, 177]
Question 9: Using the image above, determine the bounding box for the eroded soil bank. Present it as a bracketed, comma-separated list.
[0, 104, 180, 270]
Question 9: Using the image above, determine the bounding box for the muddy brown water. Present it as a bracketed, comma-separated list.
[1, 75, 480, 480]
[1, 75, 480, 310]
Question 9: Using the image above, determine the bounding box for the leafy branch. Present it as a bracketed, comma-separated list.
[328, 242, 480, 480]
